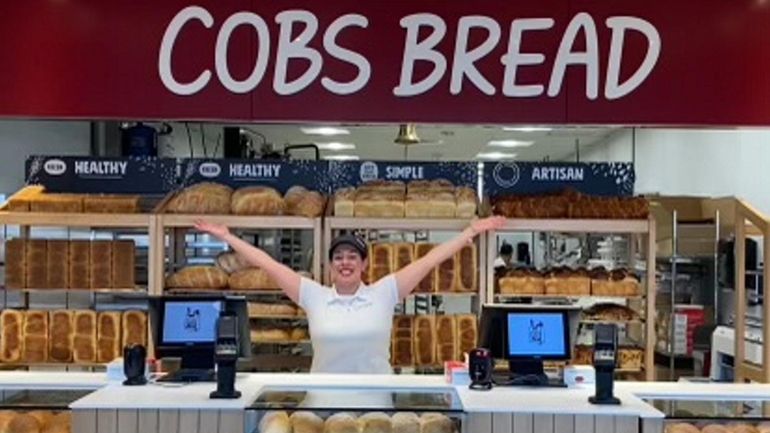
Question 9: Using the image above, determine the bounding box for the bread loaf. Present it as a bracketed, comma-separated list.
[453, 244, 476, 292]
[167, 182, 232, 214]
[43, 412, 71, 433]
[231, 186, 285, 215]
[324, 413, 358, 433]
[290, 328, 309, 341]
[0, 310, 24, 363]
[6, 185, 44, 212]
[455, 314, 477, 361]
[26, 240, 47, 289]
[30, 194, 83, 213]
[97, 311, 122, 363]
[68, 240, 90, 289]
[392, 243, 414, 271]
[89, 241, 112, 289]
[83, 195, 140, 213]
[248, 302, 296, 317]
[435, 255, 454, 293]
[420, 413, 454, 433]
[111, 240, 135, 288]
[166, 266, 228, 289]
[358, 412, 392, 433]
[290, 411, 323, 433]
[392, 316, 414, 367]
[369, 243, 393, 284]
[392, 413, 420, 433]
[73, 310, 97, 364]
[122, 310, 147, 348]
[28, 411, 54, 429]
[435, 315, 457, 363]
[7, 413, 42, 433]
[216, 251, 250, 274]
[427, 192, 457, 218]
[228, 268, 278, 290]
[455, 187, 477, 218]
[259, 411, 290, 433]
[405, 192, 433, 218]
[49, 310, 74, 363]
[5, 238, 25, 288]
[667, 423, 701, 433]
[414, 243, 436, 293]
[333, 188, 356, 217]
[45, 240, 69, 289]
[285, 186, 325, 217]
[23, 310, 48, 363]
[251, 329, 290, 342]
[499, 269, 544, 295]
[355, 190, 405, 218]
[414, 315, 436, 366]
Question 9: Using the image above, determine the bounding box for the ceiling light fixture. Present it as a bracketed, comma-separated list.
[301, 126, 350, 136]
[315, 142, 356, 151]
[487, 139, 534, 148]
[476, 151, 517, 160]
[323, 154, 360, 161]
[502, 126, 553, 132]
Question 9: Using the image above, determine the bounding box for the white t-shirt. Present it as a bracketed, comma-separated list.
[298, 275, 399, 374]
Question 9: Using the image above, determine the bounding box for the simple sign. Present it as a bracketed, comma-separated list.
[483, 162, 635, 197]
[329, 161, 478, 189]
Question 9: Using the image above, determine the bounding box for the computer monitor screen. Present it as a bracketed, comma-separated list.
[507, 312, 568, 358]
[162, 300, 222, 345]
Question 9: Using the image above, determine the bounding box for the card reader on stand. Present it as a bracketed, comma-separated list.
[589, 323, 621, 405]
[210, 314, 241, 399]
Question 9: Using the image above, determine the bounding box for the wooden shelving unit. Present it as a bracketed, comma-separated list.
[486, 216, 657, 381]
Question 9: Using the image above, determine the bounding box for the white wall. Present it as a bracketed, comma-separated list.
[581, 128, 770, 214]
[0, 120, 91, 195]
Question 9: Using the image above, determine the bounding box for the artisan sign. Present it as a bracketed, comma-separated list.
[483, 162, 635, 197]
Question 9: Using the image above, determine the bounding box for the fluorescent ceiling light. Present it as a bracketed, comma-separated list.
[315, 142, 356, 151]
[487, 139, 534, 148]
[323, 154, 360, 161]
[502, 126, 553, 132]
[476, 151, 517, 160]
[301, 127, 350, 136]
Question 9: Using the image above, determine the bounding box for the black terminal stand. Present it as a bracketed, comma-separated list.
[589, 324, 621, 405]
[210, 315, 241, 399]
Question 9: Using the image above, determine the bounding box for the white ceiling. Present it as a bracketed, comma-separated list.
[238, 124, 620, 162]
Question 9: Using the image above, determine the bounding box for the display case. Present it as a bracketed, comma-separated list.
[648, 397, 770, 433]
[249, 385, 463, 433]
[0, 386, 92, 432]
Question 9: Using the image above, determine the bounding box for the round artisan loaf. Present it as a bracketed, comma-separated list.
[358, 412, 392, 433]
[323, 413, 358, 433]
[289, 411, 323, 433]
[7, 413, 42, 433]
[27, 411, 54, 429]
[728, 424, 759, 433]
[391, 413, 420, 433]
[41, 412, 71, 433]
[285, 186, 325, 218]
[228, 268, 278, 290]
[167, 182, 232, 214]
[165, 266, 229, 289]
[420, 413, 454, 433]
[216, 251, 250, 274]
[231, 186, 285, 215]
[259, 411, 291, 433]
[667, 423, 702, 433]
[757, 422, 770, 433]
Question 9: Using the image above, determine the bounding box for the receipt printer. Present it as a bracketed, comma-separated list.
[588, 324, 621, 405]
[210, 314, 241, 399]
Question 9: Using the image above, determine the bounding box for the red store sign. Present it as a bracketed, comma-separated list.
[1, 1, 769, 125]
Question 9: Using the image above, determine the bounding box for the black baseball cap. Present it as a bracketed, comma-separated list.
[329, 234, 368, 260]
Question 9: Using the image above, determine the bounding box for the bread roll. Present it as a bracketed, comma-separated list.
[453, 244, 476, 292]
[68, 240, 90, 289]
[49, 310, 74, 363]
[97, 311, 122, 363]
[30, 193, 83, 213]
[23, 310, 48, 363]
[231, 186, 285, 215]
[166, 266, 228, 289]
[83, 195, 140, 213]
[111, 240, 135, 288]
[420, 413, 453, 433]
[667, 423, 701, 433]
[359, 412, 392, 433]
[259, 411, 290, 433]
[435, 315, 457, 363]
[333, 188, 356, 217]
[290, 411, 323, 433]
[122, 310, 147, 348]
[46, 240, 69, 289]
[8, 413, 42, 433]
[167, 182, 233, 214]
[26, 239, 47, 289]
[5, 238, 26, 289]
[89, 241, 112, 289]
[392, 413, 420, 433]
[228, 268, 278, 290]
[73, 310, 97, 363]
[324, 413, 358, 433]
[1, 310, 24, 363]
[414, 315, 436, 366]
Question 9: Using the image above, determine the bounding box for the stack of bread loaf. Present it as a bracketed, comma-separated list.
[165, 182, 325, 217]
[259, 410, 456, 433]
[391, 314, 477, 368]
[498, 266, 640, 296]
[492, 189, 648, 219]
[165, 251, 287, 291]
[5, 185, 141, 214]
[251, 327, 309, 343]
[365, 242, 477, 293]
[248, 302, 305, 318]
[0, 309, 146, 364]
[333, 179, 477, 218]
[572, 345, 643, 371]
[581, 303, 640, 322]
[4, 239, 136, 290]
[0, 410, 71, 433]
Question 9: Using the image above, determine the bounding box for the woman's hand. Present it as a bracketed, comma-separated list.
[194, 219, 231, 240]
[467, 216, 507, 237]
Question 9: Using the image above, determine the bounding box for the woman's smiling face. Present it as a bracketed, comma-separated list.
[330, 245, 367, 290]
